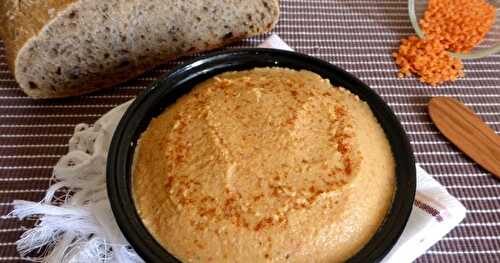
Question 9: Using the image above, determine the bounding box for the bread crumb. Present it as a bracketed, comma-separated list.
[48, 8, 56, 17]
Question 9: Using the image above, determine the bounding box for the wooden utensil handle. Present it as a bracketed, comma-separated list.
[429, 97, 500, 179]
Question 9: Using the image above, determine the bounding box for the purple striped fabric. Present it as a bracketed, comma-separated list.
[0, 0, 499, 262]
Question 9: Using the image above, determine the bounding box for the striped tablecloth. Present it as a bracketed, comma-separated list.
[0, 0, 499, 262]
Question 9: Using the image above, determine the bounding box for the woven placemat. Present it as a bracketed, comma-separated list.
[0, 0, 499, 262]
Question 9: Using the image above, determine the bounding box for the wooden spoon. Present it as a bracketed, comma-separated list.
[428, 97, 500, 179]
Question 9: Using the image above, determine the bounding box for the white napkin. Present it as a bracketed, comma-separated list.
[260, 34, 466, 263]
[382, 167, 467, 262]
[10, 34, 466, 263]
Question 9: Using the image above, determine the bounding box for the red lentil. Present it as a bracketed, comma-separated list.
[393, 0, 496, 85]
[393, 36, 464, 85]
[420, 0, 496, 53]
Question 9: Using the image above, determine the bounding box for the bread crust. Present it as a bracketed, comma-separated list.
[0, 0, 279, 99]
[0, 0, 74, 74]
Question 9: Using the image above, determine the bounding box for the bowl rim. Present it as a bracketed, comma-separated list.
[408, 0, 500, 59]
[107, 48, 416, 263]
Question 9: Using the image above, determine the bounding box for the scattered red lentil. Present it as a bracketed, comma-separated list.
[393, 36, 464, 85]
[393, 0, 496, 85]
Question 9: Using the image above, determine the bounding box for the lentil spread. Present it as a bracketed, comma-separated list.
[133, 68, 396, 262]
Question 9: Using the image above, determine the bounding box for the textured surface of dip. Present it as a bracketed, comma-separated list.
[133, 68, 396, 262]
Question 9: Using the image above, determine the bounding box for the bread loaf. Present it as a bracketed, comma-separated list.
[0, 0, 279, 98]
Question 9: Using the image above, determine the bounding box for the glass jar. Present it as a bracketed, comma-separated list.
[408, 0, 500, 59]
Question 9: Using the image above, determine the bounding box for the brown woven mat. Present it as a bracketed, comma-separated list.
[1, 0, 499, 262]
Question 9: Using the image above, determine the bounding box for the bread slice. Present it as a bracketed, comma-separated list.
[0, 0, 279, 99]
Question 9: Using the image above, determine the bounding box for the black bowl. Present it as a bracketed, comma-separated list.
[107, 48, 416, 263]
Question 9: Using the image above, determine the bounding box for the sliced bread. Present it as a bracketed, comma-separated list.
[0, 0, 279, 98]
